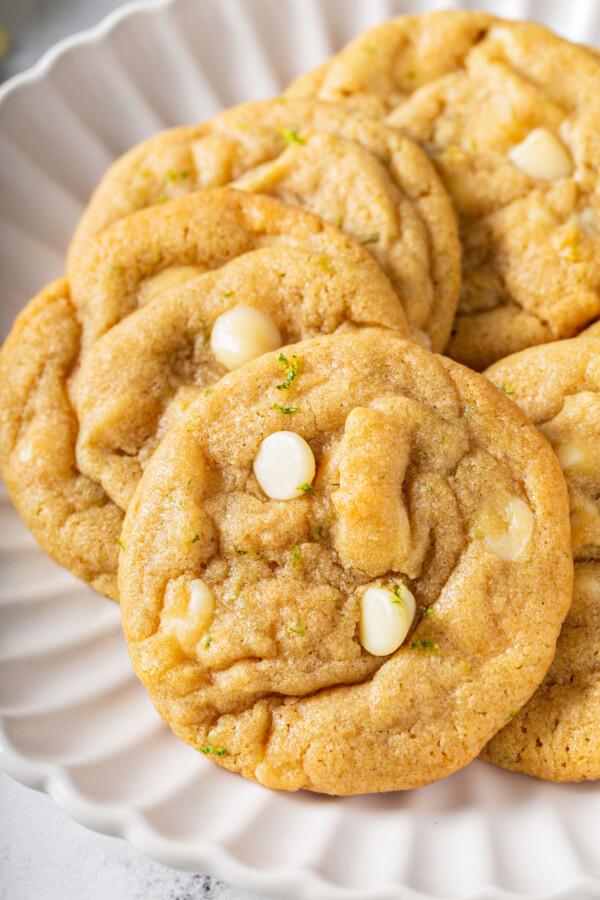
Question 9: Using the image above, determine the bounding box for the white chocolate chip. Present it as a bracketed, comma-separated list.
[138, 265, 206, 306]
[482, 496, 534, 562]
[410, 327, 432, 351]
[210, 306, 282, 371]
[555, 441, 585, 470]
[359, 584, 416, 657]
[527, 206, 556, 227]
[165, 578, 214, 653]
[253, 431, 315, 500]
[508, 128, 573, 180]
[579, 207, 600, 236]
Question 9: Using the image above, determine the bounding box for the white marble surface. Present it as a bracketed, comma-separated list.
[0, 10, 257, 900]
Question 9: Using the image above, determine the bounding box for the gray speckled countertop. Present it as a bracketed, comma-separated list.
[0, 7, 259, 898]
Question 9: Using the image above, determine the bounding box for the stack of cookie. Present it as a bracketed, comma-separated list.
[1, 10, 598, 794]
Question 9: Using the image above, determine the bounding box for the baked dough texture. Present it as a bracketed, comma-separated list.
[0, 280, 122, 599]
[67, 100, 461, 351]
[119, 329, 572, 794]
[287, 11, 600, 369]
[0, 191, 408, 598]
[483, 330, 600, 780]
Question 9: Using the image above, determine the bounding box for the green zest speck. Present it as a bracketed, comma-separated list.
[197, 745, 229, 756]
[422, 606, 434, 618]
[289, 615, 305, 637]
[296, 482, 317, 494]
[273, 402, 298, 414]
[276, 353, 298, 391]
[281, 126, 305, 145]
[203, 630, 214, 649]
[499, 384, 514, 395]
[361, 234, 380, 245]
[113, 539, 125, 552]
[223, 290, 235, 298]
[189, 534, 200, 544]
[410, 639, 439, 652]
[292, 544, 302, 569]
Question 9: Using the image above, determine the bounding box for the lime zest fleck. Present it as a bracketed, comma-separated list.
[410, 639, 439, 652]
[204, 388, 214, 397]
[223, 290, 235, 298]
[189, 534, 200, 544]
[153, 195, 168, 204]
[113, 539, 125, 552]
[273, 402, 299, 414]
[334, 216, 343, 228]
[166, 169, 177, 182]
[197, 745, 229, 756]
[422, 606, 435, 618]
[296, 482, 318, 494]
[289, 614, 305, 637]
[203, 630, 214, 649]
[276, 353, 298, 391]
[361, 234, 380, 245]
[498, 384, 514, 395]
[292, 544, 302, 569]
[280, 125, 305, 145]
[468, 523, 486, 539]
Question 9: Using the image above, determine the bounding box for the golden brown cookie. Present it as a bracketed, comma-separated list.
[69, 188, 411, 351]
[72, 242, 407, 514]
[287, 11, 600, 369]
[118, 328, 572, 795]
[67, 100, 461, 351]
[0, 192, 409, 598]
[0, 280, 122, 599]
[482, 331, 600, 780]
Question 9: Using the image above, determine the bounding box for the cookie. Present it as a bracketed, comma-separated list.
[118, 328, 572, 795]
[286, 12, 600, 369]
[72, 242, 407, 514]
[67, 99, 461, 351]
[0, 280, 122, 599]
[0, 192, 409, 598]
[69, 187, 412, 352]
[482, 330, 600, 780]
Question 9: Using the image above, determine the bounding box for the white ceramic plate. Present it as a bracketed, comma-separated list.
[1, 1, 600, 897]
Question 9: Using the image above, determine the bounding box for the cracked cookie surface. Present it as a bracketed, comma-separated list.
[67, 100, 460, 352]
[0, 192, 407, 598]
[118, 328, 572, 794]
[286, 11, 600, 369]
[483, 329, 600, 780]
